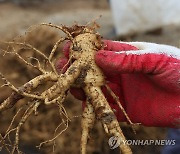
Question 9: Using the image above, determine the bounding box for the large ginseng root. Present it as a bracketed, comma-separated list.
[0, 23, 132, 154]
[70, 31, 132, 154]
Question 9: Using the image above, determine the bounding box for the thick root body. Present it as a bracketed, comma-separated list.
[71, 29, 132, 154]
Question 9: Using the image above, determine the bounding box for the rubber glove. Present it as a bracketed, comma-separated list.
[56, 40, 180, 128]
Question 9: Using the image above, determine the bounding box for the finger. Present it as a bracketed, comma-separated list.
[103, 40, 138, 51]
[95, 49, 180, 75]
[62, 40, 71, 58]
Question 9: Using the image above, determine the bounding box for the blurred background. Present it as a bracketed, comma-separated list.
[0, 0, 180, 154]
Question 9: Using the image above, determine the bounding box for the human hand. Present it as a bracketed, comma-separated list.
[56, 40, 180, 128]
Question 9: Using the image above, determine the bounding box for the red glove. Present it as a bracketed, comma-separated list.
[56, 40, 180, 128]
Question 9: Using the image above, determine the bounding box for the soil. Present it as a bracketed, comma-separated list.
[0, 0, 179, 154]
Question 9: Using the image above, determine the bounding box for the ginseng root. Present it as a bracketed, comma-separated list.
[0, 22, 133, 154]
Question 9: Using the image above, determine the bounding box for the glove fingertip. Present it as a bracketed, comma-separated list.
[63, 41, 71, 58]
[103, 40, 138, 51]
[70, 88, 86, 101]
[55, 57, 69, 73]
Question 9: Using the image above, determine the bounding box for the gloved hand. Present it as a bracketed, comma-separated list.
[56, 40, 180, 128]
